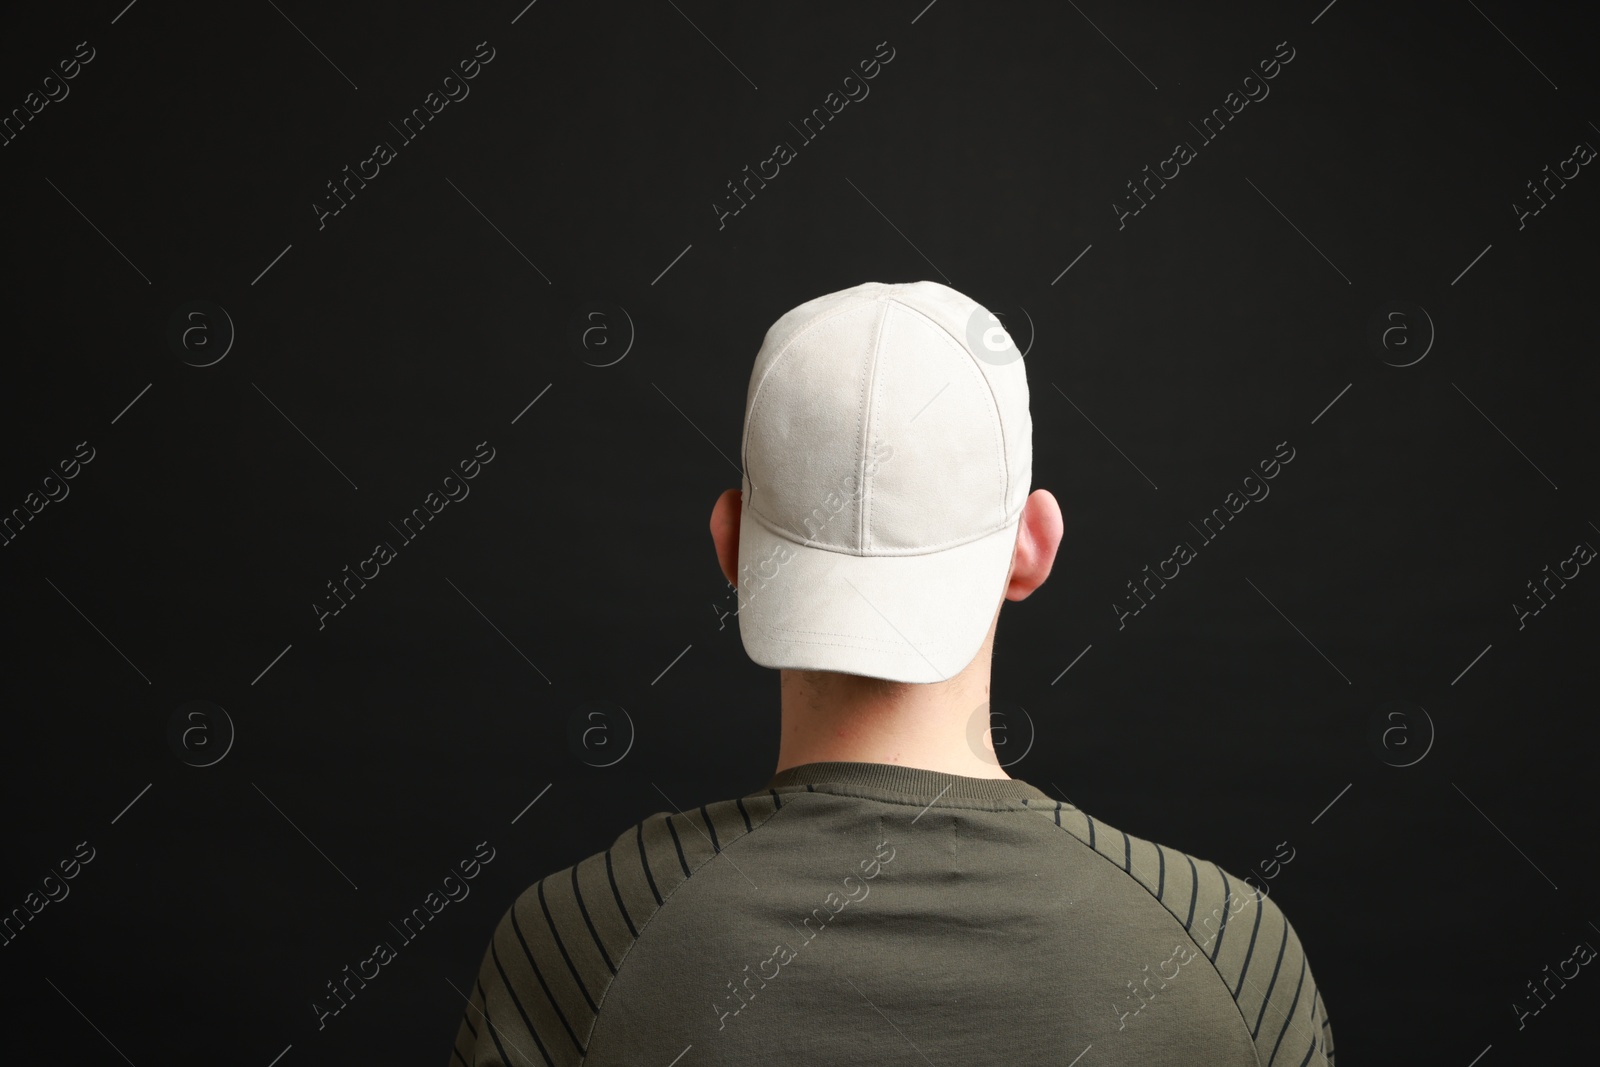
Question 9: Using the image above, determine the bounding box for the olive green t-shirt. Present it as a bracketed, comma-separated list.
[448, 761, 1334, 1065]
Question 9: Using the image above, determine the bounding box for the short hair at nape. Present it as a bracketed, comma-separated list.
[856, 673, 918, 699]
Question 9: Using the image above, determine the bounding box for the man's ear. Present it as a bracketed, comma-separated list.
[1005, 489, 1063, 601]
[709, 488, 742, 586]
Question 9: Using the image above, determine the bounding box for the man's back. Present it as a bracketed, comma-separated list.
[448, 762, 1334, 1065]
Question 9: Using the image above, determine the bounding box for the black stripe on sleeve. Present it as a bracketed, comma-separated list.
[1233, 884, 1267, 999]
[1084, 812, 1096, 850]
[452, 1045, 469, 1066]
[699, 804, 722, 853]
[1267, 953, 1308, 1066]
[1210, 868, 1231, 963]
[571, 863, 617, 976]
[604, 848, 639, 938]
[491, 942, 562, 1065]
[1250, 922, 1291, 1039]
[476, 978, 528, 1067]
[734, 796, 753, 833]
[1121, 831, 1132, 873]
[770, 788, 783, 810]
[1155, 843, 1166, 900]
[1054, 801, 1061, 827]
[538, 879, 597, 1013]
[636, 823, 663, 906]
[507, 908, 584, 1053]
[664, 815, 693, 878]
[1183, 853, 1200, 931]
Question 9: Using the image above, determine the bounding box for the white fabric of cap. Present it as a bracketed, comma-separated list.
[735, 280, 1033, 683]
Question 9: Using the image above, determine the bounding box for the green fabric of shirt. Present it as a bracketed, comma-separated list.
[448, 760, 1334, 1066]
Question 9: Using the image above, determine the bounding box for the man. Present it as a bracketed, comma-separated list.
[447, 280, 1334, 1065]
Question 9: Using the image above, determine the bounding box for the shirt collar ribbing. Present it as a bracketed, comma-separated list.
[764, 760, 1054, 802]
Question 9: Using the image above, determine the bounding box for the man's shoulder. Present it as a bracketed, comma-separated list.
[501, 789, 789, 939]
[1020, 798, 1332, 1064]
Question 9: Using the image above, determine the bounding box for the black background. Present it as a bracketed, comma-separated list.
[2, 1, 1595, 1064]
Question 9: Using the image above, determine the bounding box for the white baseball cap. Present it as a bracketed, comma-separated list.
[735, 280, 1033, 683]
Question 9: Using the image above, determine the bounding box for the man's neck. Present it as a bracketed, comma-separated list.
[773, 661, 1012, 780]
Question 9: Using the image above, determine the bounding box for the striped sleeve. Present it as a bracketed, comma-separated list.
[447, 793, 782, 1066]
[1032, 803, 1335, 1066]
